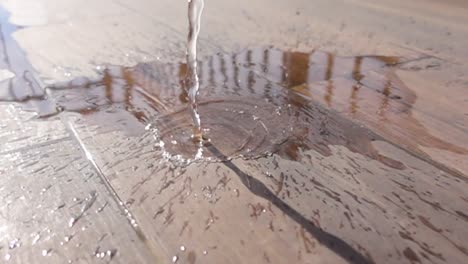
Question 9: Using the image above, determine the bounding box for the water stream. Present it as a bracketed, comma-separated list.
[185, 0, 205, 141]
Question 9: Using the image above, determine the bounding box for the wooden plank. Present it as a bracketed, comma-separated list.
[54, 49, 467, 263]
[0, 137, 158, 263]
[2, 1, 467, 264]
[0, 105, 68, 154]
[63, 120, 353, 264]
[62, 105, 468, 264]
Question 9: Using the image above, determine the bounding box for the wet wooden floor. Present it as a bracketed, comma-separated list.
[1, 0, 467, 264]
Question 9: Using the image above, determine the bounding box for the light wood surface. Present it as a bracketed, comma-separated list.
[1, 0, 467, 263]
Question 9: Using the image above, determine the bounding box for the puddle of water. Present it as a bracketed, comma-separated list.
[1, 3, 462, 167]
[0, 7, 58, 116]
[41, 47, 410, 168]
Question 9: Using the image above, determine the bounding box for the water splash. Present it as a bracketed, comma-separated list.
[69, 191, 97, 228]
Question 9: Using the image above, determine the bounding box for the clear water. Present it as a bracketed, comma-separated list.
[184, 0, 205, 141]
[41, 47, 417, 168]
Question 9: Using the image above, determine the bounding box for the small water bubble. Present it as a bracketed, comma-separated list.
[5, 254, 11, 261]
[95, 252, 100, 258]
[42, 249, 51, 256]
[172, 255, 178, 263]
[69, 217, 76, 228]
[157, 140, 165, 148]
[203, 250, 208, 255]
[106, 249, 116, 260]
[9, 238, 21, 249]
[180, 246, 186, 251]
[56, 105, 65, 112]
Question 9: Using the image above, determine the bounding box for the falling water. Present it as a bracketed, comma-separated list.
[185, 0, 205, 141]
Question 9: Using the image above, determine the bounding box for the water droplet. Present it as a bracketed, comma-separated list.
[180, 246, 186, 251]
[172, 255, 178, 263]
[106, 249, 116, 260]
[69, 217, 76, 228]
[203, 250, 208, 255]
[5, 254, 11, 261]
[42, 249, 51, 256]
[56, 105, 65, 112]
[32, 234, 41, 245]
[9, 238, 21, 249]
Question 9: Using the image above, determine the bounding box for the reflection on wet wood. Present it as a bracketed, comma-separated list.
[45, 47, 467, 174]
